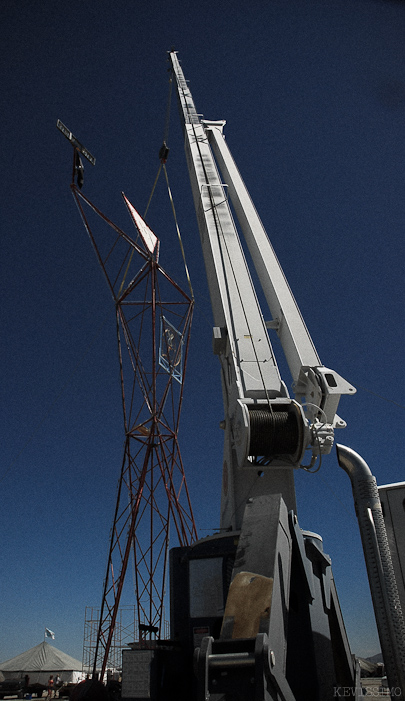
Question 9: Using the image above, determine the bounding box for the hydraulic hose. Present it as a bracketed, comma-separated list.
[336, 444, 405, 698]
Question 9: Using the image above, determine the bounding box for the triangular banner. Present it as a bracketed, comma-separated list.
[122, 193, 159, 260]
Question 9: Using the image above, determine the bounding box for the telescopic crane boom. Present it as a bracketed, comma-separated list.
[169, 51, 355, 531]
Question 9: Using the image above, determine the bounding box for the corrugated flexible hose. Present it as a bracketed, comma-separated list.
[337, 444, 405, 698]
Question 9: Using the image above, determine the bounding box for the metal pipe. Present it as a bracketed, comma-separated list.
[336, 444, 405, 698]
[208, 652, 255, 669]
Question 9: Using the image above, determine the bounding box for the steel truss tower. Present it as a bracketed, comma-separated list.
[71, 184, 197, 679]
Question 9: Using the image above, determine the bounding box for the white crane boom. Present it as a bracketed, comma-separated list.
[169, 51, 355, 530]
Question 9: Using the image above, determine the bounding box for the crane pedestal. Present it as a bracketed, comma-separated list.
[168, 496, 361, 701]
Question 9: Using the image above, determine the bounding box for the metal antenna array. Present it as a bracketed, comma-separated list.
[70, 179, 197, 680]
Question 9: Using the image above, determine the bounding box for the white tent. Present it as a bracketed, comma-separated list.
[0, 642, 84, 685]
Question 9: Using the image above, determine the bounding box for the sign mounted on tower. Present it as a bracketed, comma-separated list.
[56, 119, 96, 165]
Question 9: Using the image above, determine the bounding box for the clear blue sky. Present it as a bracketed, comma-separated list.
[1, 0, 404, 664]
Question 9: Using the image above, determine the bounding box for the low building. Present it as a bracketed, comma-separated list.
[0, 641, 83, 686]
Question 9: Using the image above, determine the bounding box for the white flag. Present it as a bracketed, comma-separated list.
[45, 628, 55, 640]
[122, 194, 159, 259]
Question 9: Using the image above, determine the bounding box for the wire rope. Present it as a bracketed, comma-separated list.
[162, 164, 194, 300]
[118, 71, 193, 302]
[162, 74, 173, 146]
[355, 385, 405, 411]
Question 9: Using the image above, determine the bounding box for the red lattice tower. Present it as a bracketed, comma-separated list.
[71, 184, 197, 679]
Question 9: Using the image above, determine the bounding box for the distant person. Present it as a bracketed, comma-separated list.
[24, 675, 30, 691]
[47, 676, 54, 698]
[55, 675, 61, 697]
